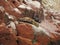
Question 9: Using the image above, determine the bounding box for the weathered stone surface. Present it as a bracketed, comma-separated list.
[40, 20, 60, 40]
[0, 26, 17, 45]
[36, 34, 50, 45]
[16, 23, 34, 40]
[17, 36, 33, 45]
[0, 0, 60, 45]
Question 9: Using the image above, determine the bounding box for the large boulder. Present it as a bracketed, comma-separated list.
[16, 23, 34, 40]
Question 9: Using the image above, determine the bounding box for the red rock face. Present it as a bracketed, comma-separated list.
[0, 25, 17, 45]
[0, 10, 5, 23]
[8, 0, 20, 7]
[16, 23, 34, 40]
[17, 36, 33, 45]
[36, 34, 50, 45]
[0, 0, 22, 19]
[0, 0, 60, 45]
[0, 0, 43, 22]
